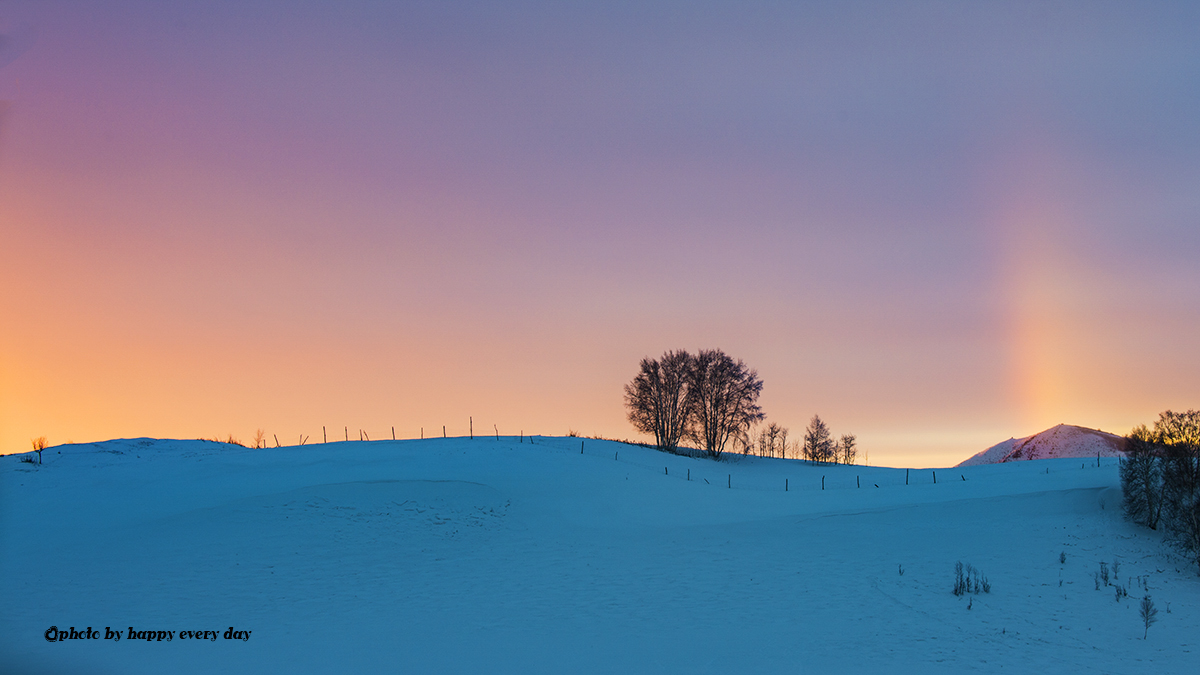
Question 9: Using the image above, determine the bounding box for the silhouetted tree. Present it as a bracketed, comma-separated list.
[754, 424, 770, 457]
[1121, 410, 1200, 575]
[803, 415, 835, 463]
[1158, 410, 1200, 575]
[624, 350, 693, 453]
[744, 425, 762, 456]
[749, 422, 788, 458]
[685, 349, 764, 459]
[839, 433, 857, 465]
[1121, 425, 1164, 530]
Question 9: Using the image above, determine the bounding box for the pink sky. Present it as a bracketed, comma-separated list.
[2, 2, 1198, 466]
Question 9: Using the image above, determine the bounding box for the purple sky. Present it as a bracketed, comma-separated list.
[2, 1, 1198, 465]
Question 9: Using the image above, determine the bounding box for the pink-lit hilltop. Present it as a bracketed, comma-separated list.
[958, 423, 1127, 467]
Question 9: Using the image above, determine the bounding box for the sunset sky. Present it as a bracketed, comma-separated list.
[2, 1, 1197, 466]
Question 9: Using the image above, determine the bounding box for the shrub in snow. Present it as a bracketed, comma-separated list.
[1140, 596, 1158, 639]
[953, 562, 990, 596]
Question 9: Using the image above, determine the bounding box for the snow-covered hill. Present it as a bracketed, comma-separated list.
[2, 436, 1193, 674]
[958, 424, 1128, 467]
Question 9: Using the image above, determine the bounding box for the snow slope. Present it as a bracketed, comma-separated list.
[958, 424, 1128, 467]
[2, 437, 1195, 674]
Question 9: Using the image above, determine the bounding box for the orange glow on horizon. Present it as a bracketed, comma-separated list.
[3, 4, 1196, 468]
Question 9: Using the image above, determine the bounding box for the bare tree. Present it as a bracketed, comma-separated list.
[685, 349, 764, 459]
[1155, 409, 1200, 447]
[1122, 410, 1200, 575]
[756, 425, 770, 457]
[624, 350, 694, 453]
[1158, 410, 1200, 575]
[732, 426, 754, 455]
[803, 415, 834, 463]
[1121, 425, 1164, 529]
[744, 424, 761, 455]
[839, 433, 857, 465]
[750, 422, 788, 458]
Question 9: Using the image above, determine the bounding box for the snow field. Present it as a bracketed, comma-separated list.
[2, 437, 1196, 674]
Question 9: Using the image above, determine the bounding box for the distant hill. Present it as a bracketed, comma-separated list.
[957, 423, 1127, 467]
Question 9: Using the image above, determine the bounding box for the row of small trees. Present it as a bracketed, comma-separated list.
[1121, 409, 1200, 575]
[741, 417, 856, 464]
[800, 415, 857, 464]
[625, 349, 857, 463]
